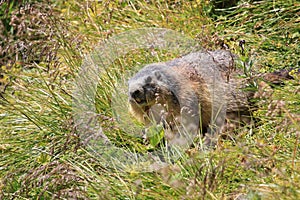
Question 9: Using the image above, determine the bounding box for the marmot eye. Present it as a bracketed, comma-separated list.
[144, 83, 156, 90]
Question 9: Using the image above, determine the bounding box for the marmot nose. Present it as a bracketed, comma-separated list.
[131, 89, 145, 104]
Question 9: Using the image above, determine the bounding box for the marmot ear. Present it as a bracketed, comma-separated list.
[145, 76, 152, 83]
[154, 71, 162, 80]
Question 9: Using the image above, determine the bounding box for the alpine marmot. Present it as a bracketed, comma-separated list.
[127, 50, 296, 147]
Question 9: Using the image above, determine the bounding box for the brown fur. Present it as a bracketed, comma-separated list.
[172, 64, 212, 129]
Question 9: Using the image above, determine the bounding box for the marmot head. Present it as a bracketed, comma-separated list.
[128, 75, 157, 106]
[128, 65, 171, 108]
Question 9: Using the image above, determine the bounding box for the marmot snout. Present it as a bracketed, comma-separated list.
[129, 76, 157, 106]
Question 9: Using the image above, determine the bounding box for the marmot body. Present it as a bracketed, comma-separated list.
[128, 50, 250, 147]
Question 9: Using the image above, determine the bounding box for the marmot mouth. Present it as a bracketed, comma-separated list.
[134, 97, 144, 104]
[128, 95, 146, 105]
[129, 98, 155, 107]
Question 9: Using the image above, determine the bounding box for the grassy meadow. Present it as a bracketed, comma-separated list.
[0, 0, 299, 199]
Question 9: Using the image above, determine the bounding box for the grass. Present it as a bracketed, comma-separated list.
[0, 0, 299, 199]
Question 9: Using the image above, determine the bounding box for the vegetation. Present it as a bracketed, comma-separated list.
[0, 0, 299, 199]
